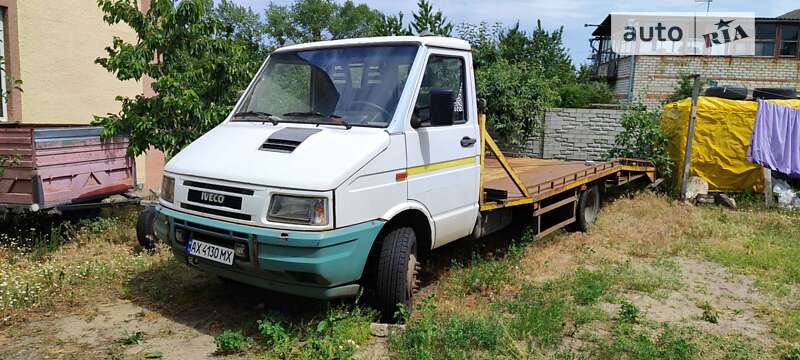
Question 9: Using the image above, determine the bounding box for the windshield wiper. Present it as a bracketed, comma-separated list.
[231, 111, 278, 125]
[282, 111, 351, 130]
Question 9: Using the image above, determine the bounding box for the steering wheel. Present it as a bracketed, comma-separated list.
[350, 101, 392, 123]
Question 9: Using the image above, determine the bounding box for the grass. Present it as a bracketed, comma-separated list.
[3, 191, 800, 359]
[0, 208, 163, 322]
[391, 192, 800, 358]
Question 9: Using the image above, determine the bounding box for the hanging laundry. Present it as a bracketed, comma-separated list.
[747, 100, 800, 177]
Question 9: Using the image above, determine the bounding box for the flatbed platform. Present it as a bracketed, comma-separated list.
[476, 115, 656, 215]
[482, 157, 654, 208]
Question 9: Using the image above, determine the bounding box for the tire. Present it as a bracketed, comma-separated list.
[574, 185, 601, 232]
[375, 227, 420, 323]
[753, 87, 797, 100]
[136, 206, 158, 250]
[704, 86, 747, 100]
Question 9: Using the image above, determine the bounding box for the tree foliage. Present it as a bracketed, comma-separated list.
[94, 0, 259, 156]
[408, 0, 453, 36]
[608, 103, 673, 178]
[457, 21, 614, 143]
[476, 59, 559, 144]
[666, 72, 704, 104]
[96, 0, 615, 154]
[264, 0, 386, 44]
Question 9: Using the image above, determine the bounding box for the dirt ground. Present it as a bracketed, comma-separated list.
[0, 256, 782, 359]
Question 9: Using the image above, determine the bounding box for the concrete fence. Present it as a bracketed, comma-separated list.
[501, 107, 625, 161]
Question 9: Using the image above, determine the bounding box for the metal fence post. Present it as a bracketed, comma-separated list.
[679, 74, 703, 201]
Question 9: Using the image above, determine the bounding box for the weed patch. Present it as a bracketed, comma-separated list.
[596, 323, 696, 360]
[214, 329, 250, 355]
[390, 297, 518, 359]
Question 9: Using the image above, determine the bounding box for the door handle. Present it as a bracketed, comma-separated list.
[460, 136, 477, 147]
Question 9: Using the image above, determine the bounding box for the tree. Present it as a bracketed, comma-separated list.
[409, 0, 452, 36]
[289, 0, 337, 42]
[375, 12, 412, 36]
[264, 3, 296, 47]
[330, 1, 385, 39]
[456, 22, 502, 68]
[94, 0, 259, 157]
[476, 59, 559, 144]
[528, 20, 574, 83]
[264, 0, 385, 44]
[216, 1, 270, 60]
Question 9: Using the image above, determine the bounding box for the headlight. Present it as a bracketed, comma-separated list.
[161, 175, 175, 203]
[268, 195, 328, 226]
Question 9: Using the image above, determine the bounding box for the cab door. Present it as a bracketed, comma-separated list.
[405, 49, 480, 247]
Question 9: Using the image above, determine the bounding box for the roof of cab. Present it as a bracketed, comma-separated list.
[274, 36, 471, 52]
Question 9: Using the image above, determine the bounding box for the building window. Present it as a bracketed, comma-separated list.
[755, 23, 776, 56]
[780, 25, 799, 57]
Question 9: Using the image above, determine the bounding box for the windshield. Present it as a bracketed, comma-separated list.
[238, 45, 419, 128]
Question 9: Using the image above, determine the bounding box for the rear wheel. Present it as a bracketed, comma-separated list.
[574, 185, 601, 232]
[136, 207, 158, 250]
[375, 227, 420, 322]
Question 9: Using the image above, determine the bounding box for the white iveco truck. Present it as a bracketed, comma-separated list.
[151, 36, 653, 317]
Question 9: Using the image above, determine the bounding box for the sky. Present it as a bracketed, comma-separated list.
[227, 0, 798, 64]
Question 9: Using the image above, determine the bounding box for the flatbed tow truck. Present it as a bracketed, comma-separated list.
[149, 35, 655, 319]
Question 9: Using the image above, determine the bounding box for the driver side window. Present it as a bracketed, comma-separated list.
[413, 55, 467, 127]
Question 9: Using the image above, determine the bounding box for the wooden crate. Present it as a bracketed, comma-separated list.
[0, 125, 134, 210]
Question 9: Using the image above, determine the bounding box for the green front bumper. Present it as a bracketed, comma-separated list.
[154, 205, 385, 299]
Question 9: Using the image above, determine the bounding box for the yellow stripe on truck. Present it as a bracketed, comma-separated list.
[406, 156, 476, 176]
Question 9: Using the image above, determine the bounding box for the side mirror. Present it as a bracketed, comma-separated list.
[410, 116, 423, 129]
[477, 98, 487, 114]
[430, 88, 454, 127]
[236, 90, 246, 100]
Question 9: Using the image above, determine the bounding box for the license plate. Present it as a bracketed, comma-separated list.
[187, 239, 235, 265]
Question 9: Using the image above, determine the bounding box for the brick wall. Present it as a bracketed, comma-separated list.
[500, 108, 625, 161]
[627, 56, 800, 108]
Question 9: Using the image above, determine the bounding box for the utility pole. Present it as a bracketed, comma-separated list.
[679, 74, 703, 201]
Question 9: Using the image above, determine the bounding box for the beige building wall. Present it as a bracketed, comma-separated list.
[12, 0, 162, 189]
[16, 0, 141, 125]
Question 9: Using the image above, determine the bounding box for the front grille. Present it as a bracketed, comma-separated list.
[183, 180, 255, 195]
[181, 203, 251, 221]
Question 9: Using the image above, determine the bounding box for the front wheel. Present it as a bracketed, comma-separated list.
[375, 227, 420, 322]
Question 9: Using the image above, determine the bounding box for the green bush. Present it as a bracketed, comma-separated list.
[619, 300, 641, 324]
[608, 103, 674, 179]
[559, 81, 615, 108]
[214, 330, 249, 355]
[666, 72, 704, 104]
[257, 315, 291, 354]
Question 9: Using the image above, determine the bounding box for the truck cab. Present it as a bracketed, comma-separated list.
[154, 36, 483, 316]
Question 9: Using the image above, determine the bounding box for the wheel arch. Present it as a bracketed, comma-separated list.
[361, 204, 434, 287]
